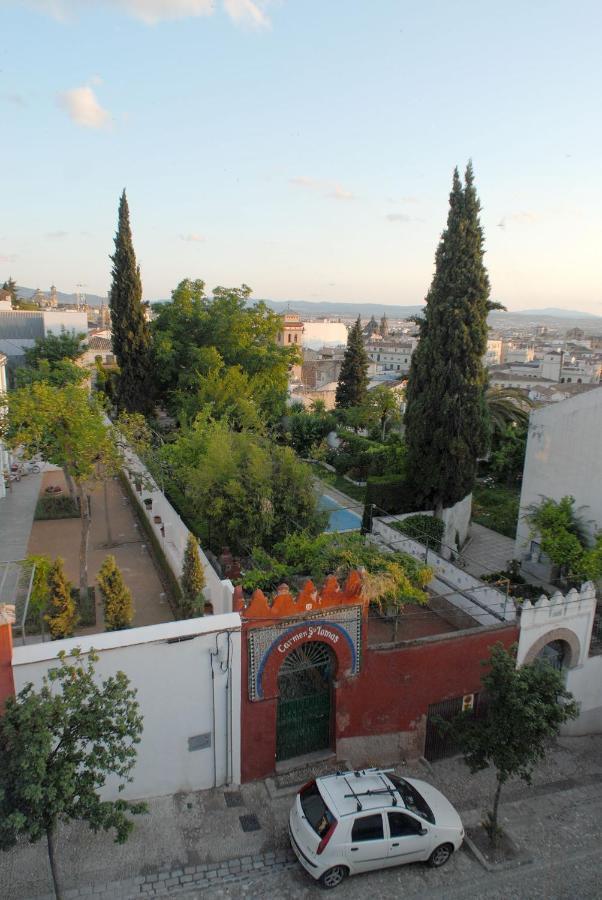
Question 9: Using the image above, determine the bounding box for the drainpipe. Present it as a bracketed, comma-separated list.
[0, 604, 16, 711]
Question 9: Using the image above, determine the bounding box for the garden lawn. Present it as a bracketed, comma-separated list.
[314, 467, 366, 504]
[472, 481, 520, 539]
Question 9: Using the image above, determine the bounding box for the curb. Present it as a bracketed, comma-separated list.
[463, 828, 533, 873]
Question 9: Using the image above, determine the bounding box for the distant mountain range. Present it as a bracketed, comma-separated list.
[14, 286, 602, 324]
[17, 286, 106, 307]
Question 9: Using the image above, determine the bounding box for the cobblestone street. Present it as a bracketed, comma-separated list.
[2, 735, 602, 900]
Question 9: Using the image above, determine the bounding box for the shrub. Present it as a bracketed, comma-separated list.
[363, 475, 419, 519]
[393, 514, 444, 553]
[181, 534, 206, 618]
[34, 495, 79, 520]
[45, 558, 78, 639]
[97, 555, 134, 631]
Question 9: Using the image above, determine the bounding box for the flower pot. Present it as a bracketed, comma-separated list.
[143, 498, 153, 509]
[153, 515, 162, 524]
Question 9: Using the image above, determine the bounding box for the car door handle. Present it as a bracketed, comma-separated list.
[350, 848, 358, 851]
[391, 842, 400, 847]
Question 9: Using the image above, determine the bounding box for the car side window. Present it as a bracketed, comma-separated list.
[351, 814, 384, 842]
[388, 812, 424, 838]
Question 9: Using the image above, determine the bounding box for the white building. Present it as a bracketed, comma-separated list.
[484, 338, 506, 367]
[366, 341, 413, 374]
[302, 320, 348, 350]
[515, 387, 602, 579]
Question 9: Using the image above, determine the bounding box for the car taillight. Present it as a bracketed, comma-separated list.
[317, 819, 338, 855]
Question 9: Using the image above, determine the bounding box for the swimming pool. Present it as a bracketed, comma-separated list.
[319, 494, 362, 532]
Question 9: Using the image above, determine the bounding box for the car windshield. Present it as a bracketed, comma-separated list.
[300, 782, 335, 837]
[388, 775, 435, 824]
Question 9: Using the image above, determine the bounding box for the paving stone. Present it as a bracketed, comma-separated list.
[180, 875, 193, 884]
[184, 866, 196, 875]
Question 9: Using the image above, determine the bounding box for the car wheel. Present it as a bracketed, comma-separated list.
[428, 843, 453, 867]
[319, 865, 348, 889]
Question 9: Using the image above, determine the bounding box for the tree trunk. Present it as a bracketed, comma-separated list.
[489, 776, 504, 846]
[381, 417, 387, 442]
[103, 477, 113, 547]
[77, 482, 91, 604]
[46, 823, 63, 900]
[64, 470, 76, 502]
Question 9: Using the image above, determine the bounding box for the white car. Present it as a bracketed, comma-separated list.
[288, 767, 464, 889]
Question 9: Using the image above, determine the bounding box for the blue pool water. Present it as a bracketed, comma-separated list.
[319, 494, 362, 532]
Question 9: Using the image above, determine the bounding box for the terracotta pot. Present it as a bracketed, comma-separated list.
[153, 515, 162, 524]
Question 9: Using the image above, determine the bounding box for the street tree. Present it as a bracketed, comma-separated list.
[97, 555, 134, 631]
[0, 649, 144, 900]
[404, 163, 500, 512]
[109, 190, 153, 413]
[45, 557, 78, 640]
[181, 534, 206, 617]
[335, 316, 369, 409]
[366, 384, 401, 441]
[447, 643, 578, 844]
[3, 382, 121, 602]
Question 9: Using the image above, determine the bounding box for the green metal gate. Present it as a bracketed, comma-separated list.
[276, 643, 334, 762]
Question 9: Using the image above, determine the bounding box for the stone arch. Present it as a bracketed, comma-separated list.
[259, 624, 354, 701]
[522, 627, 581, 669]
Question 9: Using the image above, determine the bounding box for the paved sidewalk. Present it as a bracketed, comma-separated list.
[0, 469, 43, 562]
[3, 734, 602, 899]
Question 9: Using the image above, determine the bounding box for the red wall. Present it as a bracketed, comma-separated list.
[0, 623, 15, 711]
[240, 622, 518, 782]
[336, 626, 518, 740]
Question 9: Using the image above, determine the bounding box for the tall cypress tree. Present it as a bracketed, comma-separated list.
[109, 190, 153, 413]
[404, 163, 499, 512]
[335, 316, 369, 409]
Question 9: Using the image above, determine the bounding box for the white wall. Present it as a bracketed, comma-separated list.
[12, 615, 242, 799]
[515, 388, 602, 562]
[516, 582, 602, 735]
[121, 443, 234, 615]
[42, 310, 88, 336]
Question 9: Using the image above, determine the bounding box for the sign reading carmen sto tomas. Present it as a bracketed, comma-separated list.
[247, 605, 363, 701]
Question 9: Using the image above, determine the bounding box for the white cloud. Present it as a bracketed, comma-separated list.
[179, 233, 206, 242]
[290, 176, 355, 202]
[58, 85, 110, 129]
[385, 213, 411, 223]
[25, 0, 271, 27]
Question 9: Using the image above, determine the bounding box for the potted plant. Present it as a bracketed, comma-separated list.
[143, 497, 153, 509]
[153, 515, 162, 524]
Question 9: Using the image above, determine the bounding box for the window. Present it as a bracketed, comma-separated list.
[388, 812, 423, 837]
[351, 814, 384, 842]
[300, 782, 335, 837]
[294, 334, 298, 343]
[388, 775, 435, 824]
[287, 334, 292, 343]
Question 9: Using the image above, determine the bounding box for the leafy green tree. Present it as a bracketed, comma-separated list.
[287, 405, 336, 457]
[109, 190, 153, 413]
[151, 278, 296, 424]
[181, 535, 206, 617]
[489, 423, 527, 484]
[26, 554, 53, 625]
[16, 358, 88, 389]
[158, 414, 324, 555]
[335, 317, 369, 409]
[0, 649, 144, 900]
[404, 164, 500, 512]
[526, 495, 602, 581]
[4, 383, 121, 601]
[2, 276, 18, 301]
[24, 331, 85, 366]
[366, 384, 401, 441]
[447, 643, 578, 844]
[97, 555, 134, 631]
[45, 558, 78, 640]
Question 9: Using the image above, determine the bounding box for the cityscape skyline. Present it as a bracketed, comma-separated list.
[2, 0, 601, 313]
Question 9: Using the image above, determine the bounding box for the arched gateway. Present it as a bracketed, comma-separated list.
[276, 642, 336, 761]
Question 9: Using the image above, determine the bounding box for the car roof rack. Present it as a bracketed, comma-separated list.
[343, 776, 363, 811]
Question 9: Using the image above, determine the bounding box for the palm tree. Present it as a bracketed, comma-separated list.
[486, 386, 534, 437]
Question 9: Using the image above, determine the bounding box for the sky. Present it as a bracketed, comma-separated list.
[1, 0, 601, 313]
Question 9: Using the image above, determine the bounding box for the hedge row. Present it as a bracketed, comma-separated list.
[392, 514, 444, 553]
